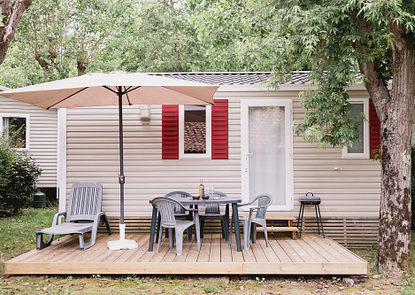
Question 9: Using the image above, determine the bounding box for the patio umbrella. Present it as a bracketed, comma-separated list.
[1, 71, 218, 250]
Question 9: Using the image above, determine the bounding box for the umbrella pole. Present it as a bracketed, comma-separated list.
[107, 87, 138, 250]
[118, 89, 125, 238]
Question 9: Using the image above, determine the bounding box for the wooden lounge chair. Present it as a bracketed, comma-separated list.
[36, 182, 111, 250]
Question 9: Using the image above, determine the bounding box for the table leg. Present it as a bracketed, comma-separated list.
[148, 206, 157, 251]
[187, 205, 193, 241]
[232, 203, 242, 252]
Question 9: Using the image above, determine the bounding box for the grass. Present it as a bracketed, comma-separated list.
[0, 206, 57, 262]
[1, 207, 414, 294]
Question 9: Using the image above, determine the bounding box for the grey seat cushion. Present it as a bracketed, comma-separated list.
[38, 222, 93, 235]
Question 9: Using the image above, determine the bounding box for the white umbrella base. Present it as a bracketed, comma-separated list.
[107, 239, 138, 250]
[107, 223, 138, 250]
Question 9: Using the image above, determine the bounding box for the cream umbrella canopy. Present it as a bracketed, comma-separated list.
[1, 71, 218, 250]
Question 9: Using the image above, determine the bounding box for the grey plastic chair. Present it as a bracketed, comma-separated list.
[199, 190, 229, 241]
[36, 182, 111, 250]
[152, 197, 200, 256]
[165, 191, 193, 217]
[158, 191, 193, 241]
[229, 194, 272, 250]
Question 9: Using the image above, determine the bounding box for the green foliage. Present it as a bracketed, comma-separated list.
[190, 0, 282, 71]
[294, 90, 362, 148]
[0, 129, 41, 217]
[191, 0, 415, 148]
[0, 41, 45, 88]
[0, 0, 132, 87]
[119, 0, 210, 73]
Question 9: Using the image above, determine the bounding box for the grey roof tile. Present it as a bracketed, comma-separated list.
[149, 72, 312, 86]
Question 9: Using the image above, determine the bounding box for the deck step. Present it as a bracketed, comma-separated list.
[257, 223, 299, 239]
[257, 226, 299, 232]
[263, 216, 298, 239]
[266, 216, 297, 221]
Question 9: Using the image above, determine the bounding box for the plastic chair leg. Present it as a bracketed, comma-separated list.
[264, 228, 269, 247]
[157, 227, 163, 253]
[243, 220, 250, 250]
[36, 233, 53, 250]
[175, 231, 184, 256]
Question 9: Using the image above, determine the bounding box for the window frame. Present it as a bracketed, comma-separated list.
[0, 113, 31, 150]
[342, 98, 370, 159]
[178, 105, 212, 159]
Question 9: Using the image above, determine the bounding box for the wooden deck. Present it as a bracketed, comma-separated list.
[4, 233, 369, 276]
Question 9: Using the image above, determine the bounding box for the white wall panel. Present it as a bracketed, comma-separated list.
[65, 88, 381, 219]
[0, 95, 58, 187]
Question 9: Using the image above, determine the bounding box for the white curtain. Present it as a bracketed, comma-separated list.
[248, 106, 286, 205]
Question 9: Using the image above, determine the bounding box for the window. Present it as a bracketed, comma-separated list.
[179, 105, 211, 158]
[162, 99, 228, 160]
[1, 114, 30, 149]
[342, 99, 369, 159]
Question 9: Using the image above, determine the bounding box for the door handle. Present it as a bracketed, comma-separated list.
[245, 153, 253, 172]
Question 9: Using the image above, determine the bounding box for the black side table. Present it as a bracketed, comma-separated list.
[297, 192, 325, 238]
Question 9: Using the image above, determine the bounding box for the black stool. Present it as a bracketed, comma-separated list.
[297, 192, 325, 238]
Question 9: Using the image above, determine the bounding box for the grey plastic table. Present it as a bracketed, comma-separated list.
[149, 196, 243, 252]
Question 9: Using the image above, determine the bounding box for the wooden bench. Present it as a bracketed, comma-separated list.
[255, 216, 299, 239]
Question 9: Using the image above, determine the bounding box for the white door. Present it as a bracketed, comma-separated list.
[241, 99, 293, 210]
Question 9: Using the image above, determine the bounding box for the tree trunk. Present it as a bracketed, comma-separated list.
[362, 22, 415, 277]
[77, 60, 86, 76]
[0, 0, 32, 65]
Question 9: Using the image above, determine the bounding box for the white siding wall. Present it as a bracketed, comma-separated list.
[66, 96, 242, 217]
[0, 95, 58, 187]
[65, 88, 381, 219]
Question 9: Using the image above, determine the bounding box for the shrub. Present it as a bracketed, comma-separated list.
[0, 128, 41, 216]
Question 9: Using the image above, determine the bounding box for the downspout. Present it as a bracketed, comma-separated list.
[57, 108, 67, 213]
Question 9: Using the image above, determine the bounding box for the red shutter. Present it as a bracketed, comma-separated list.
[162, 105, 179, 159]
[211, 99, 228, 159]
[369, 98, 381, 159]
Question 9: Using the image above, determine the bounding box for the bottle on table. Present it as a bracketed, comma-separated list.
[199, 179, 205, 197]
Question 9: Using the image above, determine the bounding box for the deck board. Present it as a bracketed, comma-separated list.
[276, 238, 303, 262]
[221, 235, 233, 262]
[210, 234, 221, 262]
[295, 237, 329, 263]
[197, 234, 211, 262]
[114, 234, 148, 263]
[257, 238, 279, 263]
[125, 236, 151, 263]
[4, 233, 369, 276]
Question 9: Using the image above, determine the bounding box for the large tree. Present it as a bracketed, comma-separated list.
[0, 0, 32, 64]
[193, 0, 415, 277]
